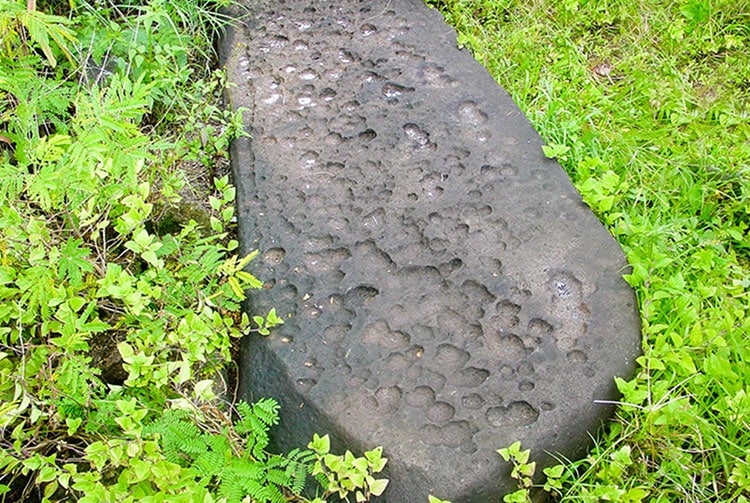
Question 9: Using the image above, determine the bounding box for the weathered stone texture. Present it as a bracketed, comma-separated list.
[220, 1, 640, 501]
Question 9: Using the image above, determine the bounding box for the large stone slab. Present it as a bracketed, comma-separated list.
[220, 1, 641, 501]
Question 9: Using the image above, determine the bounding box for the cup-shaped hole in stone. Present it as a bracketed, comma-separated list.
[485, 401, 539, 428]
[300, 68, 318, 80]
[406, 345, 425, 360]
[324, 132, 344, 145]
[427, 401, 455, 423]
[360, 23, 377, 36]
[362, 320, 410, 350]
[344, 285, 379, 308]
[518, 380, 535, 392]
[491, 334, 528, 361]
[375, 386, 402, 413]
[457, 100, 487, 126]
[498, 364, 515, 380]
[263, 247, 286, 266]
[516, 361, 535, 376]
[296, 378, 317, 393]
[338, 49, 355, 63]
[382, 82, 415, 98]
[403, 123, 430, 146]
[300, 150, 319, 167]
[461, 279, 496, 304]
[528, 318, 553, 338]
[434, 343, 470, 369]
[476, 130, 492, 142]
[479, 257, 503, 277]
[405, 385, 435, 407]
[358, 129, 377, 142]
[386, 352, 409, 372]
[494, 300, 521, 328]
[422, 420, 474, 448]
[454, 367, 490, 388]
[320, 87, 337, 101]
[322, 324, 350, 344]
[462, 393, 486, 409]
[567, 349, 588, 364]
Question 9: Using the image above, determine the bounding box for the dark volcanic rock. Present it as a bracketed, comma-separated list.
[220, 1, 641, 501]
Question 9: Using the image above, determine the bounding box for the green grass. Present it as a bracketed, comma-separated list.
[427, 0, 749, 501]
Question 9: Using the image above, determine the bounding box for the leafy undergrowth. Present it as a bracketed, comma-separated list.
[427, 0, 749, 502]
[0, 1, 394, 502]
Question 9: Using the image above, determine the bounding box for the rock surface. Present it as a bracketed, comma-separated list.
[220, 1, 641, 501]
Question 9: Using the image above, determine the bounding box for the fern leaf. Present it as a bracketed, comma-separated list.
[290, 461, 308, 495]
[250, 430, 271, 460]
[265, 483, 287, 503]
[234, 401, 254, 433]
[228, 458, 266, 481]
[287, 448, 316, 465]
[265, 468, 291, 487]
[237, 476, 274, 502]
[193, 449, 225, 478]
[252, 398, 280, 427]
[219, 472, 245, 503]
[205, 433, 230, 455]
[262, 454, 288, 469]
[145, 412, 207, 464]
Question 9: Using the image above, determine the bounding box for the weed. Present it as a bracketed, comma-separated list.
[308, 434, 389, 503]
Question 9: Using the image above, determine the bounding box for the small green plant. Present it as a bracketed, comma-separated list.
[496, 442, 536, 503]
[496, 442, 648, 503]
[142, 398, 313, 503]
[541, 142, 571, 161]
[308, 434, 389, 503]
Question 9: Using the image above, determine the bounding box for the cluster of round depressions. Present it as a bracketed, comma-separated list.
[237, 0, 607, 459]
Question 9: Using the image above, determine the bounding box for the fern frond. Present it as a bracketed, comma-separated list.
[252, 398, 280, 427]
[205, 433, 230, 455]
[193, 449, 225, 478]
[234, 401, 254, 434]
[239, 477, 270, 502]
[234, 403, 272, 461]
[289, 461, 308, 495]
[250, 430, 271, 460]
[219, 472, 245, 503]
[145, 411, 208, 464]
[265, 468, 291, 487]
[262, 454, 288, 469]
[313, 471, 329, 490]
[286, 447, 316, 465]
[265, 483, 287, 503]
[228, 458, 266, 481]
[162, 439, 186, 465]
[238, 413, 265, 438]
